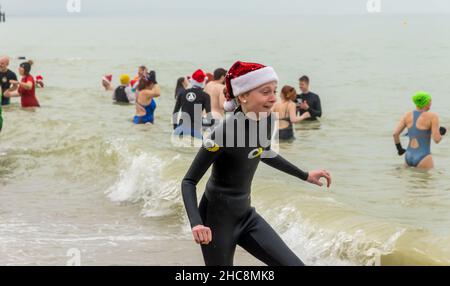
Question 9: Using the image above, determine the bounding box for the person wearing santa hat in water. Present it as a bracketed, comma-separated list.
[181, 61, 332, 266]
[35, 75, 44, 88]
[101, 74, 114, 91]
[172, 69, 214, 139]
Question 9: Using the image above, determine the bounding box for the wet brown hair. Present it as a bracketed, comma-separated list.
[280, 85, 297, 101]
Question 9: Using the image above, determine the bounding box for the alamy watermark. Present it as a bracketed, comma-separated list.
[367, 0, 381, 13]
[66, 248, 81, 266]
[171, 104, 280, 158]
[66, 0, 81, 13]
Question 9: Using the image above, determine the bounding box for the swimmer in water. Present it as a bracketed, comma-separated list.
[113, 74, 135, 104]
[181, 61, 332, 266]
[272, 85, 309, 140]
[131, 65, 147, 92]
[4, 60, 40, 108]
[296, 75, 322, 121]
[204, 68, 227, 122]
[101, 74, 113, 91]
[174, 76, 189, 100]
[133, 71, 160, 124]
[0, 56, 18, 106]
[172, 69, 213, 139]
[393, 91, 446, 169]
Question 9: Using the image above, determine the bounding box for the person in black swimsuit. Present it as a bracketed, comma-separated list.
[181, 61, 332, 266]
[272, 85, 307, 140]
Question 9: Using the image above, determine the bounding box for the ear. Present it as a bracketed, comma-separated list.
[237, 92, 249, 103]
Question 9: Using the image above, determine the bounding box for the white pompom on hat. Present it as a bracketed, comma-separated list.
[223, 61, 278, 112]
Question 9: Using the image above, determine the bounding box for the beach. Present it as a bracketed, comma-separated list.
[1, 15, 450, 265]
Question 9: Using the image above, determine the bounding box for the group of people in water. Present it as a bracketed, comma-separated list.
[103, 63, 324, 143]
[0, 56, 43, 131]
[102, 65, 160, 124]
[1, 56, 446, 266]
[100, 60, 446, 266]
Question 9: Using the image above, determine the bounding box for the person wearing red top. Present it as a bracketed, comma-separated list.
[4, 60, 40, 108]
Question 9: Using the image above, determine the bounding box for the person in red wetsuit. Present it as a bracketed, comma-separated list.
[4, 60, 40, 108]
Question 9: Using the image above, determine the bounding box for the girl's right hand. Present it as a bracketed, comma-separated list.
[192, 225, 212, 245]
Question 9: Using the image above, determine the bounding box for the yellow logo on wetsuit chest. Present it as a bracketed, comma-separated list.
[204, 139, 220, 152]
[248, 147, 263, 159]
[207, 144, 220, 152]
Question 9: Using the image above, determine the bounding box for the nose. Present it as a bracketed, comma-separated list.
[268, 92, 276, 102]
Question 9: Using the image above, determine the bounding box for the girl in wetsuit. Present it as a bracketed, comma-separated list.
[181, 61, 332, 266]
[393, 91, 446, 169]
[133, 71, 160, 124]
[272, 85, 307, 141]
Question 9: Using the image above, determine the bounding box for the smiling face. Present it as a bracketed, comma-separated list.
[238, 81, 277, 118]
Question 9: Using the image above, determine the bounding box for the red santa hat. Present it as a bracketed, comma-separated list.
[35, 75, 44, 88]
[224, 61, 278, 112]
[190, 69, 206, 87]
[102, 74, 113, 82]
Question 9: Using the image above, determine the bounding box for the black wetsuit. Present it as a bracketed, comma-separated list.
[181, 108, 308, 266]
[296, 92, 322, 120]
[172, 87, 212, 136]
[1, 69, 18, 106]
[113, 85, 129, 103]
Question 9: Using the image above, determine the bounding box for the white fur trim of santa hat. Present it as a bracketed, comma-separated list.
[230, 66, 278, 97]
[190, 78, 204, 88]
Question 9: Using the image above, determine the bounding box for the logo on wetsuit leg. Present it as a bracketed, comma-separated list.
[186, 92, 196, 102]
[248, 147, 263, 159]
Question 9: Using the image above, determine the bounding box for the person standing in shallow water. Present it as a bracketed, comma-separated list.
[204, 68, 227, 121]
[0, 56, 18, 106]
[133, 71, 160, 124]
[4, 60, 40, 108]
[181, 61, 332, 266]
[272, 85, 309, 141]
[393, 91, 446, 169]
[172, 69, 213, 139]
[174, 76, 189, 100]
[296, 75, 322, 120]
[113, 74, 135, 104]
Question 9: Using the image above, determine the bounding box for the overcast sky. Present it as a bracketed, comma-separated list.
[1, 0, 450, 17]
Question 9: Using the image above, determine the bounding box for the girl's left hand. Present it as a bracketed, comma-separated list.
[306, 169, 331, 188]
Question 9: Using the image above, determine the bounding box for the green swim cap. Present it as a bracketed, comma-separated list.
[412, 91, 431, 109]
